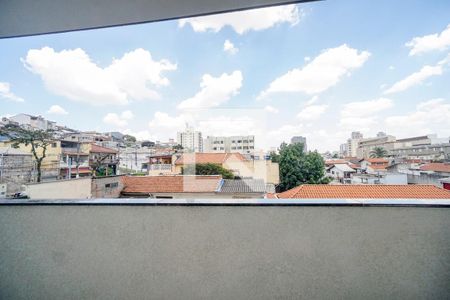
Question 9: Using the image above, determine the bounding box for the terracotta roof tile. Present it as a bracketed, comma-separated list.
[420, 163, 450, 173]
[90, 144, 118, 154]
[276, 184, 450, 199]
[122, 175, 222, 194]
[175, 153, 246, 165]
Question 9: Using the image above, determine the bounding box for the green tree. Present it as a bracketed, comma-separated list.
[182, 163, 235, 179]
[269, 151, 280, 163]
[369, 147, 388, 158]
[0, 124, 54, 182]
[172, 144, 183, 153]
[278, 142, 330, 191]
[123, 134, 136, 143]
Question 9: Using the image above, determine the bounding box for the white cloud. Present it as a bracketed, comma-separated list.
[177, 71, 243, 110]
[341, 98, 393, 117]
[223, 40, 238, 55]
[103, 110, 134, 127]
[383, 65, 442, 94]
[385, 98, 450, 137]
[406, 24, 450, 56]
[297, 104, 328, 121]
[258, 44, 370, 98]
[179, 4, 300, 34]
[264, 105, 279, 113]
[23, 47, 176, 106]
[0, 82, 24, 102]
[47, 105, 68, 115]
[305, 95, 319, 106]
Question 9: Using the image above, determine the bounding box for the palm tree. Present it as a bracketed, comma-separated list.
[369, 147, 388, 158]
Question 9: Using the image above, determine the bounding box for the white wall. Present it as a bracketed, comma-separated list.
[26, 178, 91, 199]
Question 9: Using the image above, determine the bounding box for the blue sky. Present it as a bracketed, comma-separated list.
[1, 0, 450, 151]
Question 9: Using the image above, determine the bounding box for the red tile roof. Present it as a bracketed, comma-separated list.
[90, 144, 118, 154]
[175, 153, 246, 165]
[368, 165, 388, 170]
[122, 175, 222, 194]
[361, 158, 389, 163]
[276, 184, 450, 199]
[325, 159, 347, 165]
[420, 163, 450, 173]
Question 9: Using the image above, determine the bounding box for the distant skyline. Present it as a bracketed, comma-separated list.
[1, 0, 450, 151]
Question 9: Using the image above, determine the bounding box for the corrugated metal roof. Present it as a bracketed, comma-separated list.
[219, 179, 267, 193]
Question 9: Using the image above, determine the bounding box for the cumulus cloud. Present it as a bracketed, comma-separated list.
[264, 105, 279, 113]
[23, 47, 176, 106]
[223, 40, 238, 55]
[297, 104, 328, 121]
[385, 98, 450, 137]
[258, 44, 370, 99]
[0, 82, 24, 102]
[177, 71, 243, 110]
[341, 98, 393, 117]
[383, 65, 442, 94]
[47, 105, 68, 115]
[406, 24, 450, 56]
[178, 4, 300, 34]
[103, 110, 134, 127]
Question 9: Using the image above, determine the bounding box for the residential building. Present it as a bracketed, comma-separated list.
[9, 113, 56, 131]
[173, 152, 280, 184]
[275, 184, 450, 199]
[0, 140, 61, 181]
[119, 146, 154, 172]
[339, 143, 348, 157]
[204, 135, 255, 154]
[390, 142, 450, 161]
[406, 163, 450, 187]
[359, 158, 390, 174]
[59, 141, 91, 179]
[89, 144, 119, 176]
[147, 154, 176, 175]
[351, 173, 408, 185]
[217, 179, 268, 198]
[346, 131, 363, 157]
[357, 133, 396, 158]
[177, 127, 203, 152]
[0, 147, 33, 194]
[291, 136, 307, 151]
[327, 164, 356, 184]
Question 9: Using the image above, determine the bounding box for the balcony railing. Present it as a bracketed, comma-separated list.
[148, 164, 172, 171]
[59, 161, 89, 168]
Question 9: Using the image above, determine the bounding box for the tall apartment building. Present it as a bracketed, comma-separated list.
[177, 127, 203, 152]
[357, 133, 396, 158]
[204, 135, 255, 154]
[339, 143, 348, 157]
[291, 136, 307, 151]
[346, 131, 363, 157]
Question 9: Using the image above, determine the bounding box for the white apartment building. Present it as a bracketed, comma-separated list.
[204, 135, 255, 154]
[9, 114, 56, 131]
[177, 127, 203, 152]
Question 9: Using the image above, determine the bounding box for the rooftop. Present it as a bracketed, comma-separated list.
[276, 184, 450, 199]
[90, 143, 118, 154]
[122, 175, 222, 194]
[0, 147, 31, 156]
[420, 163, 450, 173]
[219, 179, 267, 193]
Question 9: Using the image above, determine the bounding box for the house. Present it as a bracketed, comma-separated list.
[89, 144, 119, 176]
[327, 164, 356, 184]
[406, 163, 450, 187]
[9, 113, 56, 131]
[121, 175, 222, 198]
[147, 154, 176, 175]
[0, 140, 61, 181]
[359, 158, 389, 174]
[0, 147, 33, 194]
[274, 184, 450, 199]
[59, 141, 91, 179]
